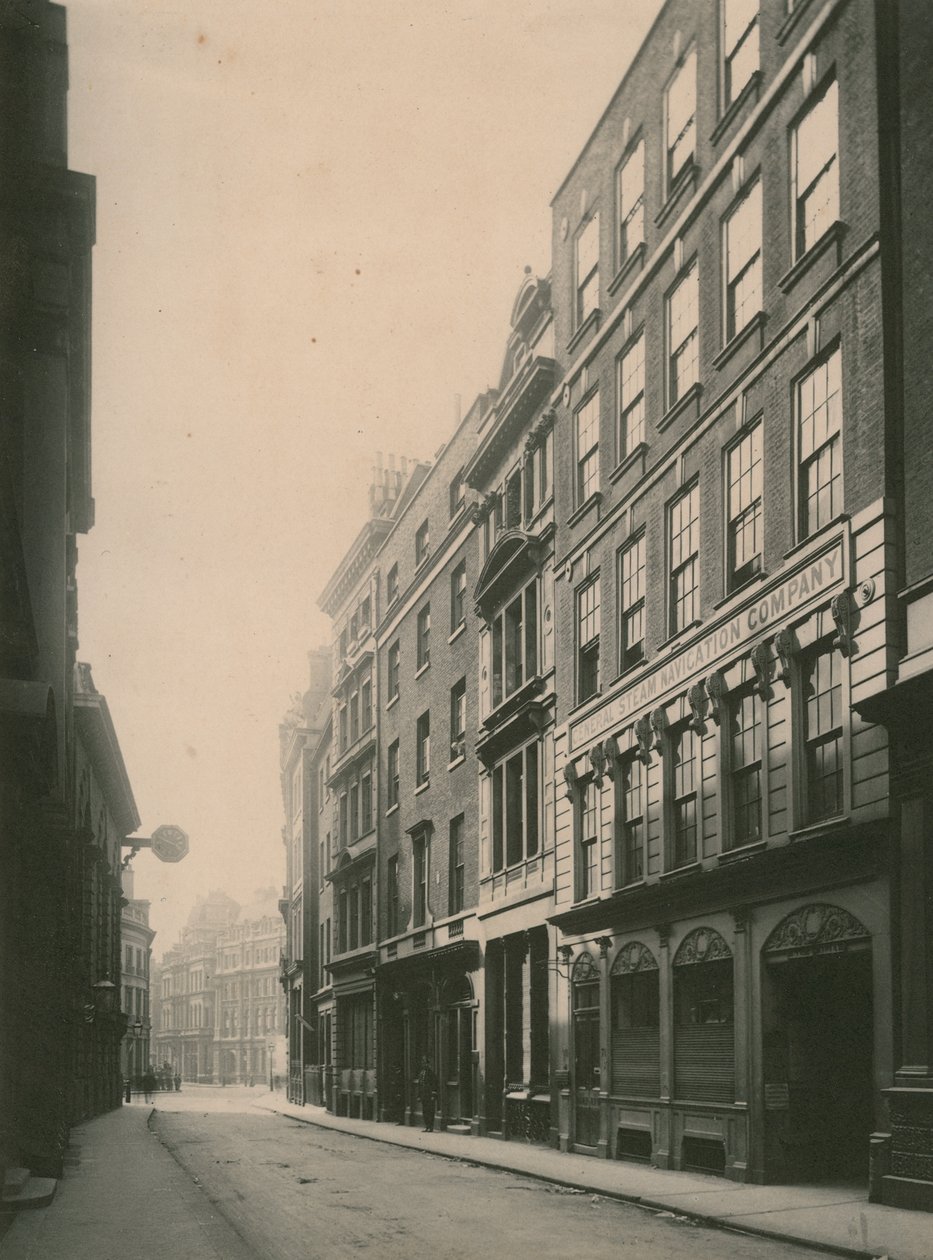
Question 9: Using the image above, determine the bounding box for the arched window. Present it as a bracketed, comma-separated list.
[610, 943, 659, 1097]
[672, 927, 734, 1104]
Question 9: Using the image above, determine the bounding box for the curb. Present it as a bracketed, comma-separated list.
[255, 1099, 886, 1260]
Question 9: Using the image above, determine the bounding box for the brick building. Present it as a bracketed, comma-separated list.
[279, 0, 933, 1209]
[119, 868, 155, 1087]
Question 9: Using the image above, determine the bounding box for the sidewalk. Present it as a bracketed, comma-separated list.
[255, 1093, 933, 1260]
[0, 1103, 253, 1260]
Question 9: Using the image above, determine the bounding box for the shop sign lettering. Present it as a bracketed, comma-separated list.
[569, 542, 843, 752]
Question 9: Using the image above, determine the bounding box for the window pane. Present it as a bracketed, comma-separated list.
[618, 332, 646, 456]
[667, 49, 697, 182]
[799, 350, 842, 536]
[795, 81, 839, 254]
[668, 263, 699, 401]
[525, 743, 539, 857]
[618, 140, 645, 259]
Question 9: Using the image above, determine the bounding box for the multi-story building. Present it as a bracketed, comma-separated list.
[547, 0, 900, 1189]
[213, 889, 286, 1086]
[0, 0, 141, 1180]
[279, 0, 933, 1212]
[120, 867, 155, 1086]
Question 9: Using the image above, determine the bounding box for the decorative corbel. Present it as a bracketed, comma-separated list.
[634, 715, 653, 763]
[602, 734, 620, 779]
[538, 409, 556, 439]
[650, 707, 669, 753]
[562, 759, 579, 800]
[588, 742, 606, 787]
[831, 590, 853, 657]
[596, 936, 613, 960]
[706, 670, 728, 724]
[750, 640, 774, 698]
[774, 627, 797, 684]
[687, 683, 708, 732]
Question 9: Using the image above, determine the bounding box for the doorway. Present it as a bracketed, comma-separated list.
[572, 953, 601, 1149]
[441, 976, 474, 1125]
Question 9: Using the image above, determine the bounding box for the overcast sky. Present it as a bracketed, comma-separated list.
[65, 0, 662, 954]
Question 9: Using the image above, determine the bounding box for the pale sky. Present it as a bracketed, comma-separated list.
[66, 0, 663, 955]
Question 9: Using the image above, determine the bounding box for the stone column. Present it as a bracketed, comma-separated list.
[731, 906, 751, 1182]
[656, 924, 673, 1169]
[597, 936, 613, 1158]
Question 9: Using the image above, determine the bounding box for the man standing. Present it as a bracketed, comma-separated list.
[416, 1055, 437, 1132]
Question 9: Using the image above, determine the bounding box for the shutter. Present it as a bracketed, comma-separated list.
[611, 1028, 660, 1097]
[674, 1024, 735, 1103]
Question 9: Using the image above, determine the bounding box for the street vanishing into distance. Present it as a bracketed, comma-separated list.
[147, 1088, 831, 1260]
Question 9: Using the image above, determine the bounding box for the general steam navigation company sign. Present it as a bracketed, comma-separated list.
[569, 541, 845, 753]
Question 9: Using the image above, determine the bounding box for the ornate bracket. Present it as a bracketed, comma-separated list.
[596, 936, 613, 960]
[602, 734, 620, 779]
[774, 627, 797, 684]
[650, 707, 668, 753]
[687, 683, 708, 732]
[750, 640, 774, 698]
[831, 590, 853, 657]
[634, 715, 653, 763]
[588, 742, 606, 787]
[706, 670, 729, 723]
[561, 760, 579, 800]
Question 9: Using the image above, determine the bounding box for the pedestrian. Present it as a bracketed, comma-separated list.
[416, 1055, 437, 1133]
[142, 1067, 156, 1104]
[173, 1073, 181, 1092]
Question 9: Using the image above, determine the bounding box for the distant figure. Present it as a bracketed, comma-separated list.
[142, 1067, 156, 1104]
[173, 1073, 181, 1092]
[416, 1056, 437, 1133]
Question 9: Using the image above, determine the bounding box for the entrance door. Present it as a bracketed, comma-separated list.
[764, 948, 873, 1181]
[444, 1005, 474, 1123]
[573, 961, 601, 1149]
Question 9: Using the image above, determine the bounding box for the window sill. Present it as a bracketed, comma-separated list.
[448, 622, 466, 645]
[614, 877, 647, 893]
[386, 693, 399, 712]
[609, 657, 648, 690]
[778, 221, 845, 295]
[655, 161, 698, 230]
[657, 382, 702, 433]
[566, 308, 601, 357]
[414, 781, 430, 797]
[712, 569, 768, 611]
[659, 861, 701, 881]
[782, 514, 847, 563]
[607, 242, 646, 298]
[710, 72, 761, 147]
[448, 753, 466, 771]
[415, 661, 430, 679]
[656, 618, 702, 655]
[777, 0, 816, 45]
[567, 492, 602, 530]
[712, 310, 766, 373]
[385, 803, 399, 817]
[415, 554, 431, 572]
[789, 815, 850, 843]
[609, 442, 649, 485]
[717, 838, 767, 864]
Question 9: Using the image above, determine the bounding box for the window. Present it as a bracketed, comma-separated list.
[728, 690, 762, 846]
[338, 887, 348, 952]
[793, 79, 839, 257]
[360, 875, 372, 946]
[616, 755, 645, 885]
[490, 580, 538, 707]
[727, 423, 762, 588]
[449, 677, 466, 759]
[412, 834, 428, 927]
[388, 641, 400, 701]
[338, 704, 348, 752]
[361, 769, 373, 834]
[344, 992, 373, 1069]
[575, 391, 600, 504]
[667, 260, 699, 405]
[491, 743, 540, 872]
[349, 688, 360, 744]
[666, 48, 697, 188]
[338, 791, 348, 845]
[723, 0, 758, 107]
[577, 576, 601, 703]
[803, 645, 843, 822]
[505, 468, 523, 528]
[798, 349, 842, 537]
[617, 332, 646, 459]
[386, 855, 399, 936]
[449, 468, 465, 517]
[724, 177, 762, 341]
[387, 739, 399, 808]
[349, 880, 360, 949]
[416, 710, 430, 787]
[671, 724, 699, 868]
[361, 677, 372, 732]
[415, 519, 430, 566]
[617, 139, 645, 264]
[575, 213, 599, 326]
[577, 779, 600, 899]
[449, 814, 465, 915]
[387, 563, 399, 605]
[416, 603, 431, 669]
[349, 780, 359, 839]
[450, 561, 467, 632]
[619, 532, 646, 671]
[669, 483, 699, 634]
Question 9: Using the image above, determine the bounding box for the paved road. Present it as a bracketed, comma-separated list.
[150, 1089, 828, 1260]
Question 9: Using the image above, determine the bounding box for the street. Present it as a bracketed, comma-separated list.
[148, 1088, 829, 1260]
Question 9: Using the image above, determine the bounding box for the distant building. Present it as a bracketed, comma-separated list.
[119, 868, 155, 1085]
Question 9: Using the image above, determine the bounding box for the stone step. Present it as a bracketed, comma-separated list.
[2, 1172, 58, 1210]
[445, 1123, 471, 1135]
